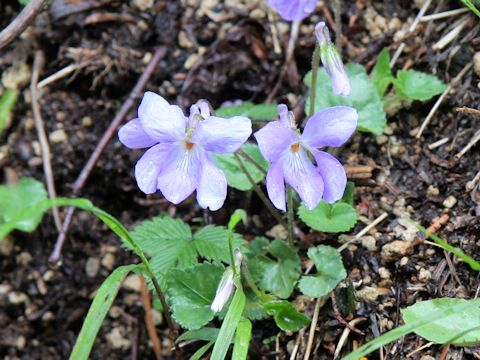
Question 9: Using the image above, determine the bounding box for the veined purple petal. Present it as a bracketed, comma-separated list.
[281, 147, 324, 210]
[191, 116, 252, 154]
[138, 92, 187, 142]
[268, 0, 317, 21]
[313, 151, 347, 203]
[119, 118, 157, 149]
[156, 142, 202, 204]
[197, 153, 227, 211]
[301, 106, 357, 149]
[266, 160, 286, 211]
[134, 143, 172, 194]
[254, 120, 298, 163]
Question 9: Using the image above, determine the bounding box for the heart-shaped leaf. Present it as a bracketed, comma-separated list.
[298, 201, 357, 233]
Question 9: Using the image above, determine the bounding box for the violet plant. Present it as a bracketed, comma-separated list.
[1, 9, 478, 360]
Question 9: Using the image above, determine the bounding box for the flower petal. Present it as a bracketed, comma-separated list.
[134, 143, 171, 194]
[282, 147, 324, 210]
[268, 0, 317, 21]
[313, 151, 347, 203]
[254, 120, 298, 163]
[156, 143, 202, 204]
[196, 153, 227, 211]
[301, 106, 357, 148]
[266, 160, 286, 211]
[138, 92, 187, 142]
[191, 116, 252, 154]
[118, 118, 157, 149]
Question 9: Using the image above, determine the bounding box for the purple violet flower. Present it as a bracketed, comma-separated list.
[211, 268, 234, 313]
[118, 92, 252, 211]
[254, 104, 357, 211]
[315, 22, 351, 96]
[268, 0, 317, 21]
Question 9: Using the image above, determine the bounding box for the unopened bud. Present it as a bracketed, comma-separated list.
[315, 22, 351, 97]
[210, 268, 235, 313]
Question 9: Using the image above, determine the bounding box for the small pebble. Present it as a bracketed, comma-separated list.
[420, 356, 435, 360]
[49, 129, 68, 143]
[400, 256, 409, 266]
[82, 116, 93, 127]
[131, 0, 153, 11]
[473, 52, 480, 76]
[418, 268, 432, 282]
[16, 336, 26, 350]
[16, 252, 32, 266]
[361, 236, 376, 251]
[43, 270, 55, 282]
[443, 195, 457, 209]
[123, 274, 142, 292]
[0, 237, 14, 256]
[378, 267, 391, 280]
[381, 241, 411, 262]
[106, 328, 131, 350]
[356, 286, 379, 303]
[8, 291, 28, 304]
[85, 257, 100, 278]
[427, 185, 439, 196]
[101, 253, 115, 270]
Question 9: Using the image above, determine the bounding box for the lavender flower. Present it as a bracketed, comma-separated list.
[211, 268, 234, 313]
[118, 92, 252, 211]
[254, 104, 357, 211]
[268, 0, 317, 21]
[315, 22, 351, 96]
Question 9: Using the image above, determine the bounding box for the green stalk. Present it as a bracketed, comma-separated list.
[309, 44, 321, 117]
[286, 186, 295, 245]
[233, 153, 288, 230]
[228, 230, 236, 276]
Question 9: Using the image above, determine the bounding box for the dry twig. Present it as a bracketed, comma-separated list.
[0, 0, 48, 50]
[303, 297, 323, 360]
[455, 106, 480, 117]
[331, 292, 365, 335]
[30, 51, 62, 231]
[338, 212, 388, 252]
[140, 276, 162, 358]
[455, 129, 480, 159]
[49, 47, 167, 266]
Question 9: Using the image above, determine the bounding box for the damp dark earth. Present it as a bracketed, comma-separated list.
[1, 1, 480, 359]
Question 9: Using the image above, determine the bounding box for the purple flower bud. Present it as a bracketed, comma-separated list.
[211, 269, 235, 313]
[254, 104, 358, 211]
[268, 0, 317, 21]
[315, 22, 351, 97]
[118, 92, 252, 211]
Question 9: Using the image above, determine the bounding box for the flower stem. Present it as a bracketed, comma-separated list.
[286, 186, 295, 245]
[237, 149, 267, 176]
[228, 230, 236, 276]
[233, 153, 288, 230]
[241, 262, 268, 301]
[309, 43, 321, 117]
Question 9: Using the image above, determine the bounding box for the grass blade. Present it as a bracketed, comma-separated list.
[190, 341, 214, 360]
[69, 264, 142, 360]
[210, 287, 246, 360]
[232, 317, 252, 360]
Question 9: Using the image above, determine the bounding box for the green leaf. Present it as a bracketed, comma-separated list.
[69, 264, 142, 360]
[298, 201, 357, 233]
[344, 299, 480, 360]
[393, 70, 447, 101]
[264, 301, 310, 332]
[232, 318, 252, 360]
[167, 262, 225, 329]
[211, 287, 246, 360]
[403, 298, 480, 346]
[247, 238, 301, 299]
[215, 102, 278, 121]
[214, 143, 269, 191]
[178, 327, 220, 342]
[190, 342, 214, 360]
[228, 209, 247, 231]
[305, 63, 387, 135]
[341, 182, 355, 206]
[0, 177, 48, 239]
[131, 217, 245, 287]
[371, 48, 394, 97]
[298, 246, 347, 297]
[194, 225, 245, 264]
[461, 0, 480, 17]
[0, 88, 18, 135]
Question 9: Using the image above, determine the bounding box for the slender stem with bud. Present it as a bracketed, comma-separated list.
[309, 43, 321, 117]
[286, 186, 295, 245]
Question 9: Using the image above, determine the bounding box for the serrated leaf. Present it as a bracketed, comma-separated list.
[0, 177, 48, 239]
[403, 298, 480, 346]
[242, 290, 267, 321]
[305, 64, 386, 135]
[215, 102, 278, 121]
[264, 301, 310, 331]
[298, 246, 347, 297]
[194, 225, 245, 264]
[167, 263, 225, 329]
[393, 70, 447, 101]
[247, 238, 301, 299]
[214, 143, 269, 191]
[298, 200, 357, 233]
[69, 264, 143, 360]
[371, 48, 394, 97]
